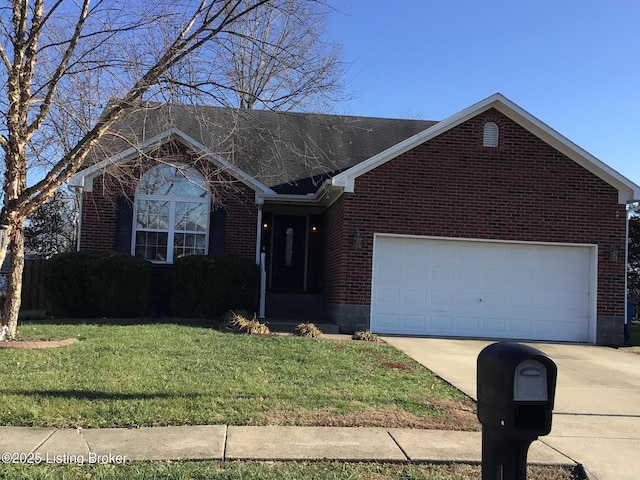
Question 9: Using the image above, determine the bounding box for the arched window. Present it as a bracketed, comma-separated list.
[133, 164, 209, 262]
[483, 122, 499, 147]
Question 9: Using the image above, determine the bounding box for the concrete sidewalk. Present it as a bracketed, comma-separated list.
[382, 337, 640, 480]
[0, 425, 575, 465]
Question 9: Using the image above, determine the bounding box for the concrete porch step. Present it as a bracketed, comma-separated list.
[265, 293, 328, 323]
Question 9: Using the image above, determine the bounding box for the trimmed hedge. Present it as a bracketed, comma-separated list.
[171, 255, 259, 317]
[43, 251, 151, 318]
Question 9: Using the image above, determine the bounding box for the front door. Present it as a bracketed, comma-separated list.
[271, 215, 306, 291]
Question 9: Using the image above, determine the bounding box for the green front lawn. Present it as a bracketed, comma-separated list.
[0, 461, 581, 480]
[0, 322, 477, 430]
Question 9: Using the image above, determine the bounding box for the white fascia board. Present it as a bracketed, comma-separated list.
[262, 193, 318, 205]
[332, 94, 503, 193]
[491, 101, 640, 204]
[332, 93, 640, 203]
[67, 128, 276, 197]
[68, 129, 180, 191]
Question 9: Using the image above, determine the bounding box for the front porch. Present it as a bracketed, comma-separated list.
[259, 205, 342, 331]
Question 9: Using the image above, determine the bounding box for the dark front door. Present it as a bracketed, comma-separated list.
[271, 215, 306, 291]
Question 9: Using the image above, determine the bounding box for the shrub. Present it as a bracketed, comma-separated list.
[170, 255, 213, 318]
[171, 255, 259, 317]
[352, 330, 380, 342]
[292, 323, 323, 338]
[224, 310, 251, 330]
[43, 251, 150, 318]
[224, 311, 270, 335]
[212, 256, 260, 313]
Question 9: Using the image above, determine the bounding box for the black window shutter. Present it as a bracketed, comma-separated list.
[208, 206, 226, 256]
[115, 196, 134, 254]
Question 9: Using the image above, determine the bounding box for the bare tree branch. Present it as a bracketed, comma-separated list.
[0, 0, 347, 340]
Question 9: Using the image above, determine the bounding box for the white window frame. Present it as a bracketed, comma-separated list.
[132, 164, 210, 264]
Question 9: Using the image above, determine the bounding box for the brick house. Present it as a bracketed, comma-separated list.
[69, 94, 640, 345]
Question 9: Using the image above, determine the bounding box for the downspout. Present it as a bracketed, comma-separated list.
[626, 207, 629, 340]
[255, 203, 263, 265]
[625, 203, 637, 342]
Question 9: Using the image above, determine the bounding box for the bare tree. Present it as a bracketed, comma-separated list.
[151, 0, 346, 110]
[0, 0, 340, 339]
[219, 0, 345, 110]
[24, 188, 76, 256]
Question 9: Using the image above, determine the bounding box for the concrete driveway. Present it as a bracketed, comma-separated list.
[382, 337, 640, 480]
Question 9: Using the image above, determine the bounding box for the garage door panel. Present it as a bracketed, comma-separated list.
[456, 316, 480, 332]
[375, 262, 400, 282]
[483, 268, 509, 285]
[375, 288, 400, 304]
[402, 315, 426, 330]
[509, 319, 533, 336]
[430, 291, 453, 306]
[482, 294, 506, 307]
[376, 314, 399, 329]
[506, 294, 532, 309]
[404, 290, 427, 305]
[405, 265, 428, 281]
[483, 317, 507, 333]
[371, 236, 592, 342]
[430, 315, 453, 331]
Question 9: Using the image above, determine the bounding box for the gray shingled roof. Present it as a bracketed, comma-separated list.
[92, 104, 437, 194]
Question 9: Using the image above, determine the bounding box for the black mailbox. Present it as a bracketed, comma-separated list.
[477, 342, 557, 480]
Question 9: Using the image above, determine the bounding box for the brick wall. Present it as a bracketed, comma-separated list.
[80, 144, 258, 260]
[323, 109, 627, 340]
[322, 195, 347, 302]
[221, 183, 258, 258]
[80, 174, 128, 251]
[78, 144, 259, 313]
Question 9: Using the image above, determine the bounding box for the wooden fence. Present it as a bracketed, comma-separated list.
[0, 258, 49, 310]
[21, 258, 48, 310]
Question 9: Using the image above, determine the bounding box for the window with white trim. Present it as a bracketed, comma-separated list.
[133, 164, 209, 263]
[483, 122, 499, 147]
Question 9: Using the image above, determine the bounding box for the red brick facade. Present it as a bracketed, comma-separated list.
[80, 151, 258, 260]
[74, 105, 630, 343]
[321, 109, 626, 340]
[78, 148, 258, 313]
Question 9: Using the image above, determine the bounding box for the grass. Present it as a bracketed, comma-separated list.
[0, 321, 477, 430]
[0, 460, 583, 480]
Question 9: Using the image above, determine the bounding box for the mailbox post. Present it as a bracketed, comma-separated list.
[477, 342, 557, 480]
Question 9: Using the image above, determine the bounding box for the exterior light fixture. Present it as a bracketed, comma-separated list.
[609, 245, 620, 261]
[353, 229, 362, 249]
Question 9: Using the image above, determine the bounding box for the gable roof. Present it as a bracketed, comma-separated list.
[69, 103, 436, 195]
[332, 93, 640, 204]
[69, 128, 278, 196]
[70, 94, 640, 205]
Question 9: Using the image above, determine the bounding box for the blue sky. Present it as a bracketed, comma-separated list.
[325, 1, 640, 186]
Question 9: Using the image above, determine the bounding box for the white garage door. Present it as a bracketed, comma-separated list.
[371, 235, 594, 342]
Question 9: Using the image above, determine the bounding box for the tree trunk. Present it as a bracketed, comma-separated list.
[3, 222, 24, 339]
[0, 225, 8, 281]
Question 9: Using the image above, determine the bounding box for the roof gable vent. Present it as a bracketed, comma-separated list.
[483, 122, 499, 147]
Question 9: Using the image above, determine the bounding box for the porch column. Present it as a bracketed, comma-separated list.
[255, 203, 263, 265]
